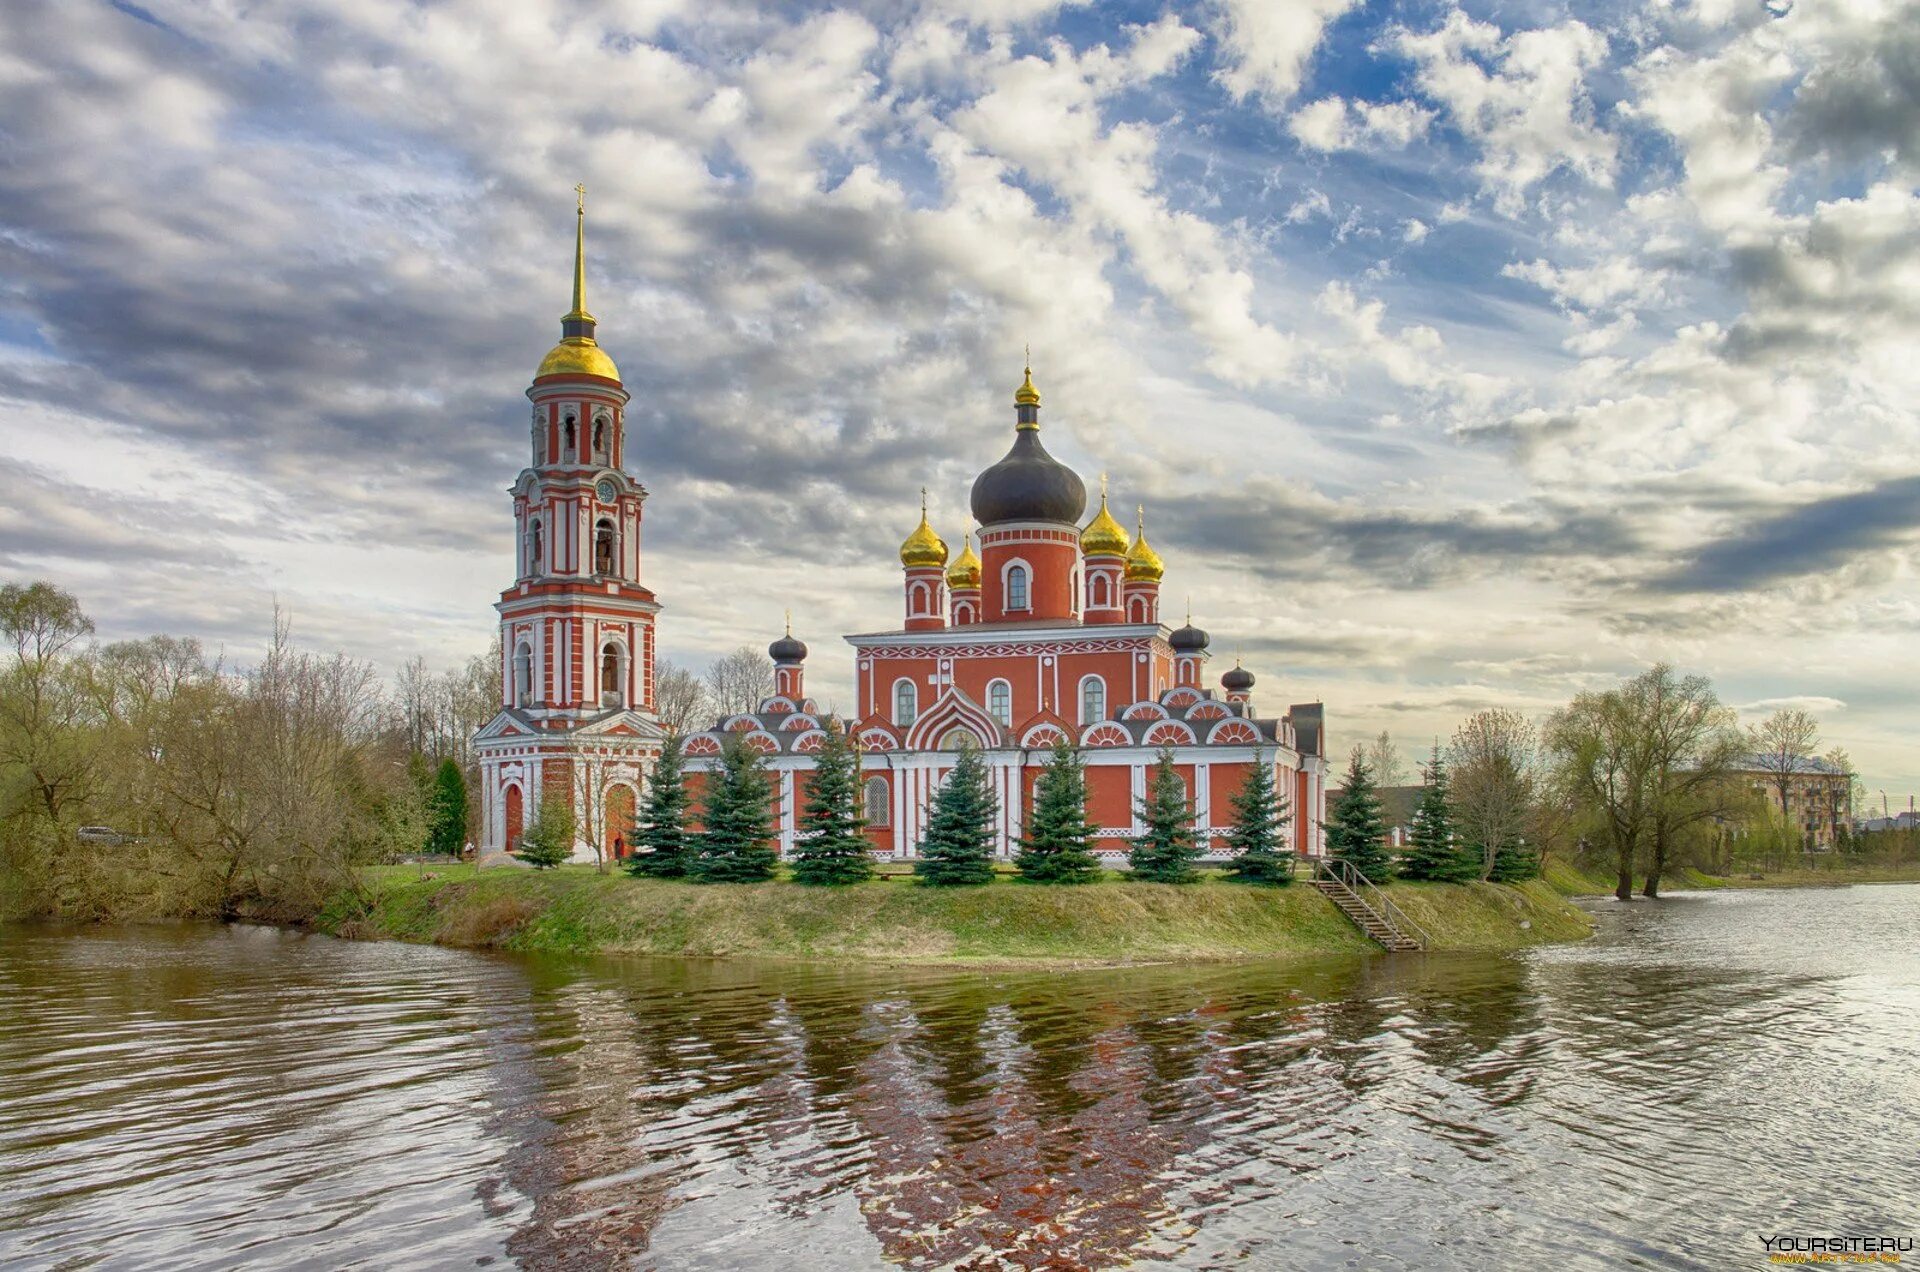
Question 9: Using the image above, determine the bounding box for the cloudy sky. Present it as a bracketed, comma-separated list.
[2, 0, 1917, 798]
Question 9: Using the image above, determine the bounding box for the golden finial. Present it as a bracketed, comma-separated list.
[1185, 595, 1192, 625]
[784, 608, 791, 636]
[1015, 346, 1041, 411]
[566, 183, 591, 322]
[921, 486, 928, 516]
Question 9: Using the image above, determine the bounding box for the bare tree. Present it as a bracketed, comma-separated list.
[1364, 729, 1405, 788]
[1638, 667, 1743, 897]
[1748, 708, 1820, 834]
[706, 646, 774, 718]
[654, 658, 710, 736]
[1448, 709, 1539, 878]
[1549, 683, 1651, 903]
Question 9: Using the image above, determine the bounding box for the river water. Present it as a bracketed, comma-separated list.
[1, 887, 1915, 1270]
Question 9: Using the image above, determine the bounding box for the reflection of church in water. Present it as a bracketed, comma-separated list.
[474, 200, 1328, 860]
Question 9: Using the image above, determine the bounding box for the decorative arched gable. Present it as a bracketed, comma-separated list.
[791, 731, 827, 753]
[724, 716, 758, 732]
[903, 689, 1004, 752]
[741, 732, 780, 755]
[778, 713, 819, 732]
[858, 727, 898, 752]
[1144, 721, 1196, 747]
[1187, 703, 1229, 721]
[683, 735, 722, 756]
[1161, 687, 1202, 709]
[1082, 722, 1131, 748]
[1207, 718, 1262, 745]
[1122, 702, 1169, 722]
[1021, 723, 1068, 748]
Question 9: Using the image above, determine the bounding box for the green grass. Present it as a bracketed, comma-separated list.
[1542, 856, 1920, 897]
[325, 864, 1593, 967]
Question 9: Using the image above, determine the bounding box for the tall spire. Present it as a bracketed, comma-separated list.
[566, 183, 591, 324]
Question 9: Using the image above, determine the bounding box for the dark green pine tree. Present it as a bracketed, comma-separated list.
[1397, 748, 1477, 882]
[1487, 832, 1540, 883]
[914, 744, 999, 886]
[1222, 751, 1294, 886]
[517, 795, 574, 870]
[1325, 746, 1393, 884]
[1015, 738, 1103, 885]
[426, 758, 468, 857]
[626, 734, 694, 878]
[792, 721, 874, 886]
[1129, 748, 1201, 883]
[691, 734, 779, 883]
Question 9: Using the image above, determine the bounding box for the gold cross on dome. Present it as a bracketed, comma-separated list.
[575, 182, 586, 213]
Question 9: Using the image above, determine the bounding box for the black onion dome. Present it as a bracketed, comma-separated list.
[769, 634, 808, 662]
[970, 429, 1087, 526]
[1170, 623, 1209, 651]
[1222, 664, 1255, 691]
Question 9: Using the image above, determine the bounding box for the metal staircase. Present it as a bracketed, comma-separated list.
[1312, 857, 1427, 952]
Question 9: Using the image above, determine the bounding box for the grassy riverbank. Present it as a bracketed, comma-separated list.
[320, 865, 1592, 966]
[1542, 858, 1920, 897]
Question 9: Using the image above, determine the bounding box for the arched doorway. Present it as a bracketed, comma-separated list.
[503, 783, 524, 850]
[605, 783, 636, 859]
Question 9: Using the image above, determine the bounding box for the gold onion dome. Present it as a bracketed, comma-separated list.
[1080, 479, 1129, 556]
[946, 533, 982, 588]
[1124, 507, 1165, 583]
[536, 184, 621, 382]
[1014, 363, 1041, 407]
[900, 492, 949, 568]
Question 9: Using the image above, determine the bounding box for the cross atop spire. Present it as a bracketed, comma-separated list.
[566, 183, 592, 324]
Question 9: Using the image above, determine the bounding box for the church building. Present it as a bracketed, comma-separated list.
[475, 198, 1329, 863]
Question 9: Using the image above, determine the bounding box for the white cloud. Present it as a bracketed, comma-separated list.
[1394, 10, 1617, 214]
[1288, 96, 1433, 151]
[1212, 0, 1360, 107]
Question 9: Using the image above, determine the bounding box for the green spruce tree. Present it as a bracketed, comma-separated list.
[1325, 746, 1393, 884]
[914, 744, 1000, 886]
[517, 795, 574, 869]
[1487, 832, 1540, 882]
[426, 758, 468, 857]
[1222, 751, 1294, 885]
[626, 734, 693, 878]
[1015, 738, 1103, 885]
[1129, 748, 1201, 883]
[792, 721, 874, 885]
[691, 733, 779, 883]
[1397, 747, 1477, 882]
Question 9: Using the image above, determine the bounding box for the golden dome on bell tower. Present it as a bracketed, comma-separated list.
[1124, 506, 1165, 583]
[535, 185, 621, 383]
[946, 532, 982, 588]
[1080, 476, 1129, 557]
[899, 489, 950, 569]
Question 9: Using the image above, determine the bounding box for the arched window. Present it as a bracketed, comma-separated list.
[894, 678, 917, 726]
[562, 415, 577, 461]
[532, 414, 546, 465]
[864, 776, 890, 827]
[1080, 675, 1106, 725]
[1129, 596, 1147, 622]
[527, 520, 543, 575]
[594, 519, 616, 576]
[1090, 574, 1108, 608]
[592, 415, 610, 464]
[909, 580, 929, 614]
[988, 679, 1012, 726]
[1006, 564, 1029, 611]
[513, 642, 533, 705]
[600, 643, 622, 707]
[1070, 566, 1081, 616]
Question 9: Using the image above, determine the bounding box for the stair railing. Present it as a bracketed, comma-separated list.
[1314, 856, 1430, 950]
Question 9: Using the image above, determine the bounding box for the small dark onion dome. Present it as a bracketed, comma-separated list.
[1222, 663, 1255, 692]
[970, 428, 1087, 526]
[768, 633, 808, 663]
[1169, 622, 1209, 652]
